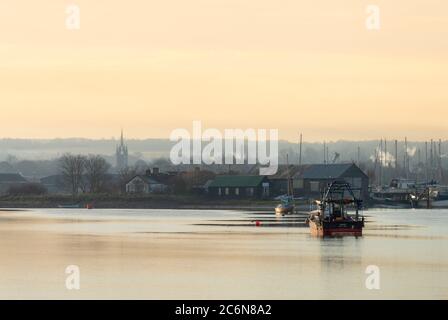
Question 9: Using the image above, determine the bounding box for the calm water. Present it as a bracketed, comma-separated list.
[0, 208, 447, 299]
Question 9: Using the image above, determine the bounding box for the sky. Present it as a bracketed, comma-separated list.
[0, 0, 447, 142]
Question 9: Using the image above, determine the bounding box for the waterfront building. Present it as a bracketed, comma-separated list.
[125, 169, 169, 194]
[208, 175, 270, 199]
[293, 163, 369, 200]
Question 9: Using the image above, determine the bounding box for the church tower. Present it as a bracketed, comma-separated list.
[116, 129, 128, 170]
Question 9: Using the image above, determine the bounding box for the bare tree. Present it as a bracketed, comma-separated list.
[60, 154, 86, 195]
[85, 155, 111, 193]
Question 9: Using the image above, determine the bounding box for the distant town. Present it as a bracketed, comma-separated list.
[0, 131, 447, 209]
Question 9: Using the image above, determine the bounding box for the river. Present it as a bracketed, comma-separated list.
[0, 208, 447, 299]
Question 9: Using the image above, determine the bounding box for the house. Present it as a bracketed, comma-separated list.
[125, 172, 169, 194]
[292, 163, 369, 200]
[208, 175, 270, 198]
[0, 173, 29, 194]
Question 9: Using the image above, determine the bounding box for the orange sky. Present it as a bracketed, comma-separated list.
[0, 0, 447, 141]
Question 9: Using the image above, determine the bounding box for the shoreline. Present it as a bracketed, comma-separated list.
[1, 195, 446, 210]
[0, 194, 283, 211]
[0, 202, 300, 211]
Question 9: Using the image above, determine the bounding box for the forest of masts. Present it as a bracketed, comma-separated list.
[370, 138, 446, 187]
[294, 134, 447, 187]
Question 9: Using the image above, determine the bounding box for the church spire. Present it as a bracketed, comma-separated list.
[116, 129, 128, 170]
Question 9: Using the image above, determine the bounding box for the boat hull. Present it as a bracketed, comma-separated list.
[57, 204, 81, 209]
[430, 199, 448, 208]
[275, 206, 294, 215]
[308, 219, 363, 237]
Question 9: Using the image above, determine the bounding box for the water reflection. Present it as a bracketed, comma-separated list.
[0, 208, 447, 299]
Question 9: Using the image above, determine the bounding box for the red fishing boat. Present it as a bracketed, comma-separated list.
[306, 181, 364, 237]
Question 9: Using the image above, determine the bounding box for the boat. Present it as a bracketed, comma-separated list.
[370, 179, 448, 208]
[370, 179, 416, 207]
[275, 195, 295, 215]
[306, 181, 364, 237]
[57, 204, 81, 209]
[275, 154, 295, 215]
[410, 184, 448, 208]
[431, 199, 448, 208]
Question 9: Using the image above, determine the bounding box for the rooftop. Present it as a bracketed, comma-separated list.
[0, 173, 28, 183]
[299, 163, 362, 179]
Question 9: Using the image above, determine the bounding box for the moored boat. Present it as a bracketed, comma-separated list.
[274, 154, 295, 215]
[306, 181, 364, 237]
[57, 204, 81, 209]
[370, 179, 416, 207]
[275, 195, 295, 215]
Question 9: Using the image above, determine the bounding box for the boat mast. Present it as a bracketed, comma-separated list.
[405, 137, 409, 179]
[379, 138, 383, 187]
[384, 139, 388, 182]
[425, 141, 429, 182]
[439, 139, 443, 182]
[323, 141, 326, 164]
[395, 139, 398, 177]
[286, 154, 292, 197]
[430, 139, 434, 181]
[417, 148, 421, 183]
[357, 146, 360, 166]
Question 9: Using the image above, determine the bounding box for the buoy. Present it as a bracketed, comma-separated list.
[255, 220, 261, 227]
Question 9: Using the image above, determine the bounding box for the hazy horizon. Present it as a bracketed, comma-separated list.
[0, 137, 446, 163]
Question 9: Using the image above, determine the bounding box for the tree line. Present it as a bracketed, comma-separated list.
[60, 154, 111, 195]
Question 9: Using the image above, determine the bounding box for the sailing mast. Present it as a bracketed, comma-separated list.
[379, 138, 383, 187]
[357, 146, 360, 166]
[405, 137, 409, 179]
[425, 141, 429, 182]
[286, 154, 293, 197]
[321, 141, 329, 165]
[439, 139, 442, 170]
[395, 139, 398, 177]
